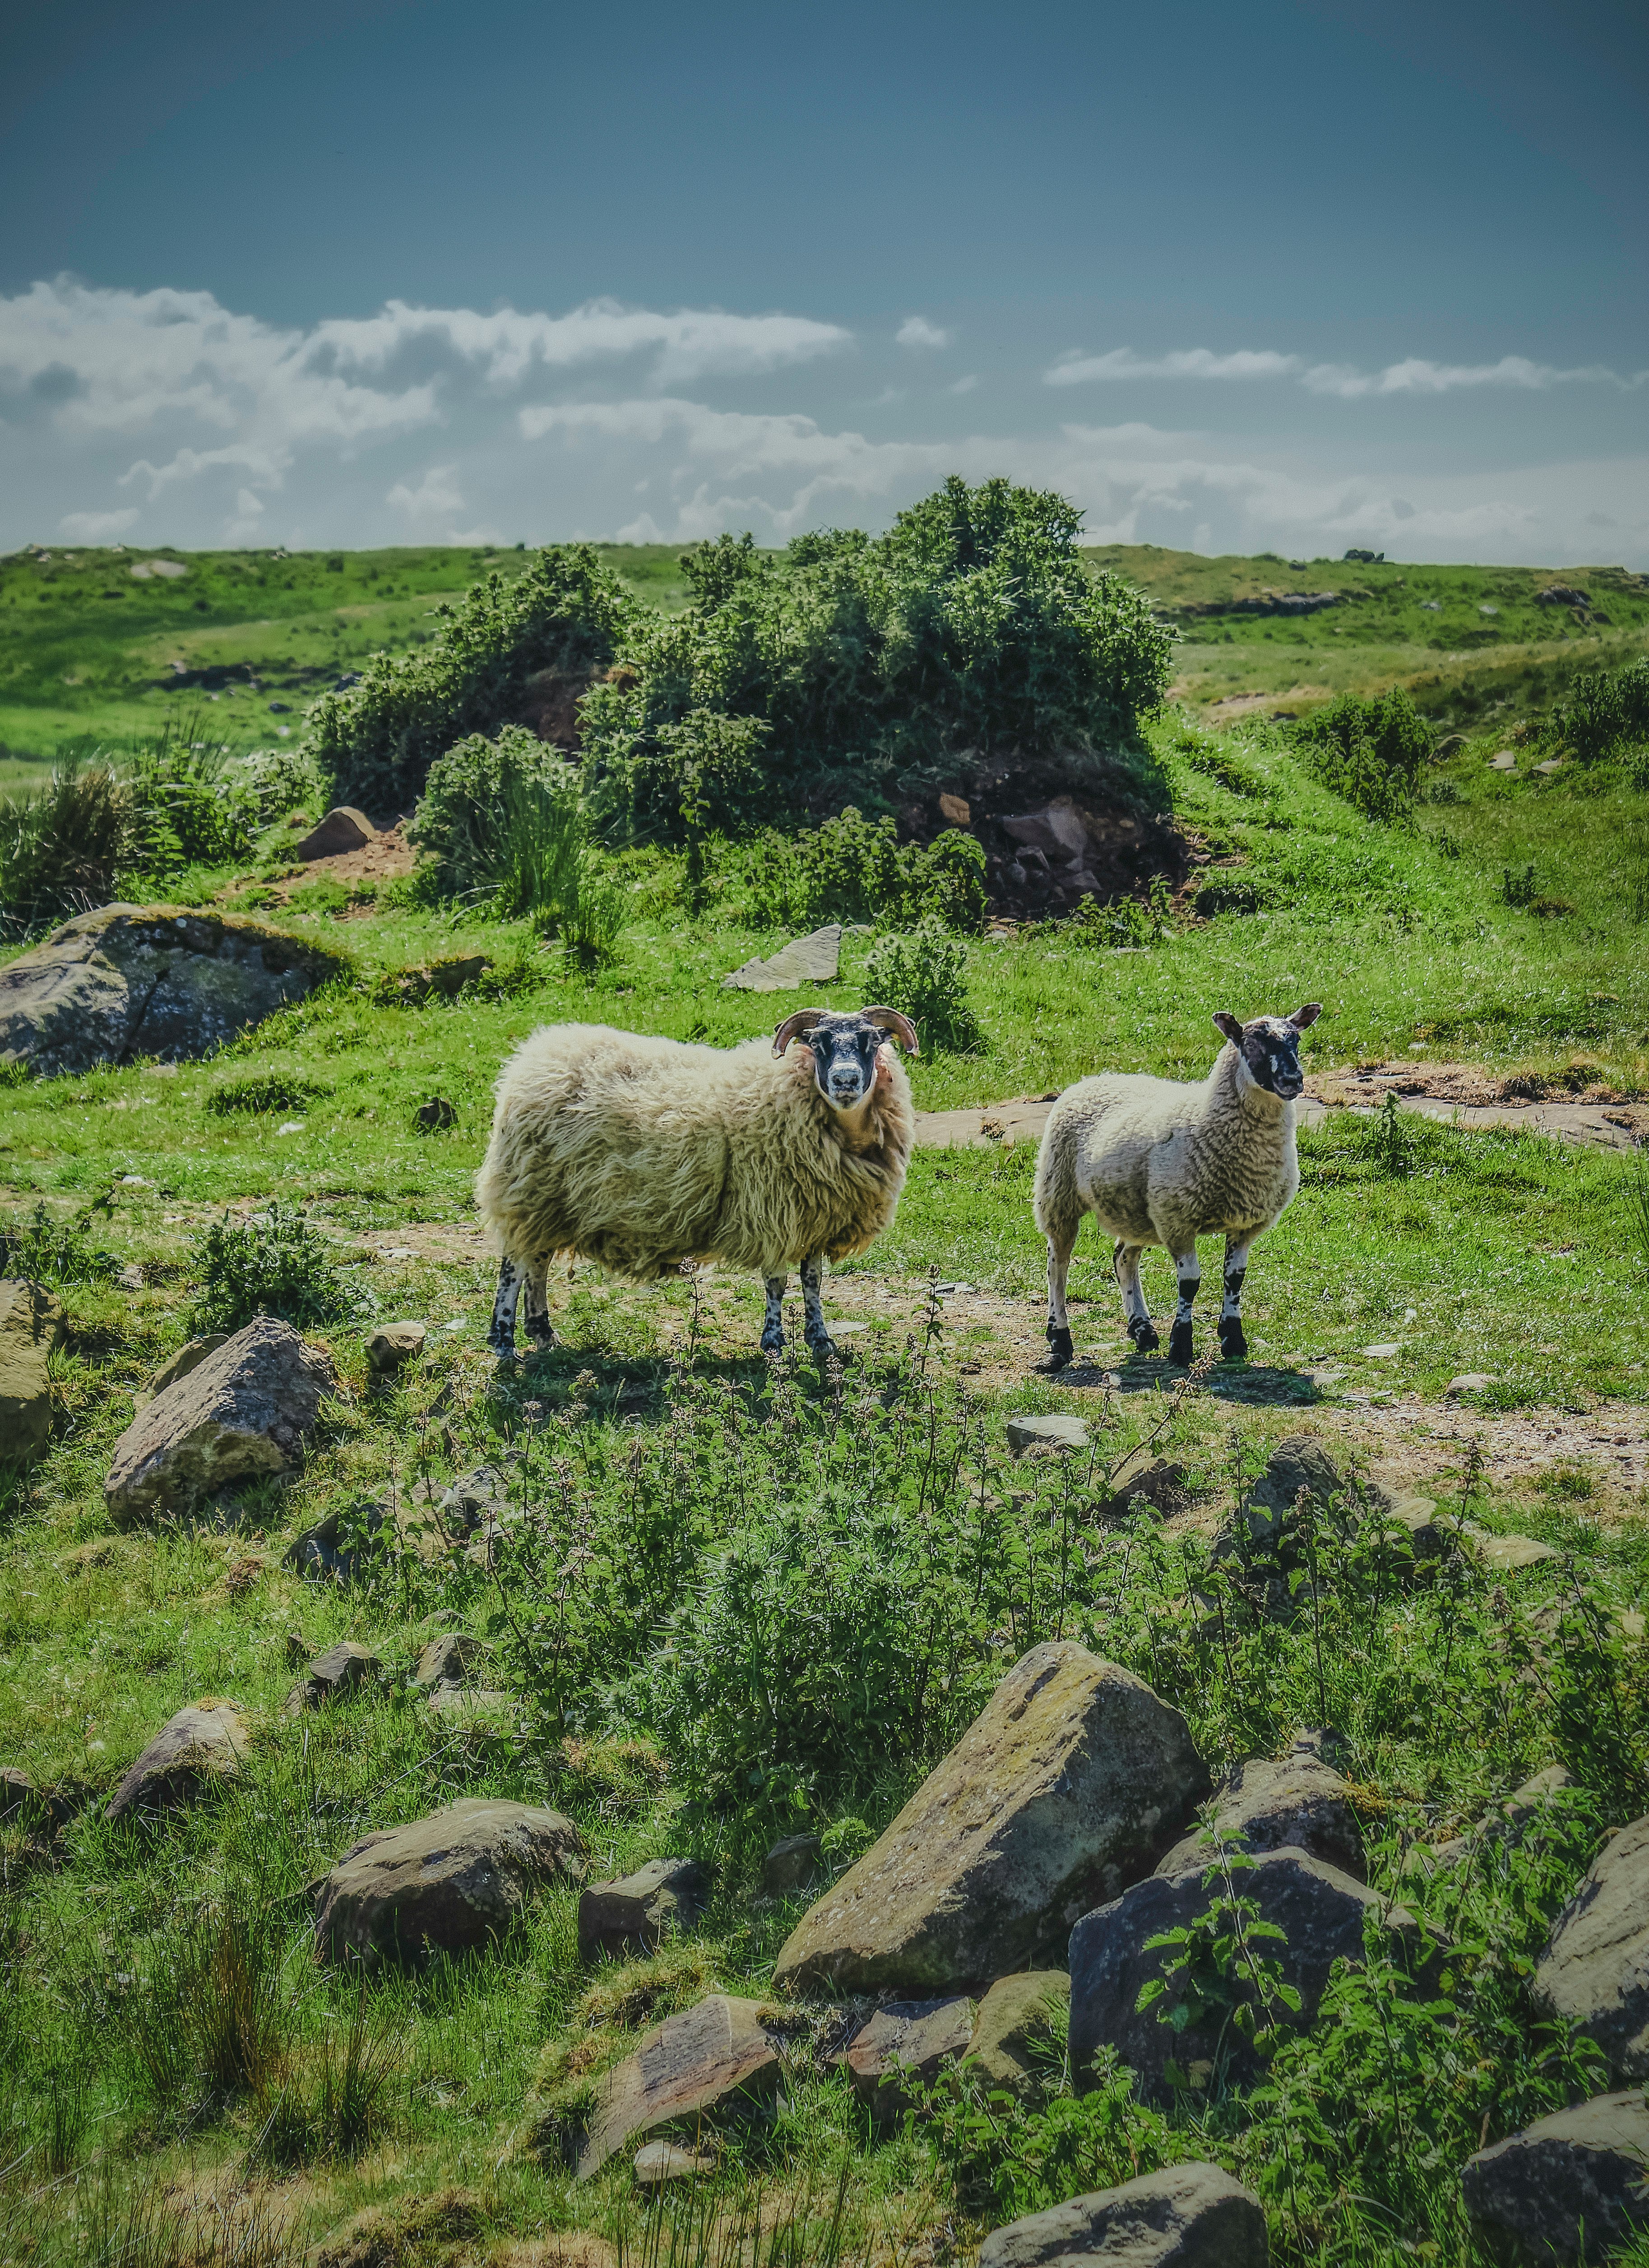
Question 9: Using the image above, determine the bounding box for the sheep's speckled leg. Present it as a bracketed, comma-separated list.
[1168, 1248, 1200, 1367]
[1115, 1241, 1159, 1353]
[1044, 1232, 1075, 1371]
[761, 1274, 787, 1355]
[801, 1256, 836, 1359]
[489, 1257, 523, 1358]
[522, 1259, 556, 1347]
[1219, 1235, 1252, 1361]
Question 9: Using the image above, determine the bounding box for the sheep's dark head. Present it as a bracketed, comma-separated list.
[773, 1006, 920, 1109]
[1213, 1001, 1321, 1100]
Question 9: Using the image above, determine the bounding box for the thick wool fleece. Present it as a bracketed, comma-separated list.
[1033, 1042, 1299, 1253]
[475, 1023, 916, 1282]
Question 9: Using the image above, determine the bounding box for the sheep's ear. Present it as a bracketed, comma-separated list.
[862, 1006, 920, 1055]
[772, 1009, 827, 1057]
[1290, 1002, 1323, 1030]
[1212, 1012, 1244, 1045]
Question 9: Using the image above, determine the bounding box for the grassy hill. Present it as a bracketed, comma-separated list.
[5, 537, 1648, 788]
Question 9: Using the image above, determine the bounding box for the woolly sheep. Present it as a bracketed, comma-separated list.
[475, 1006, 919, 1360]
[1032, 1002, 1322, 1370]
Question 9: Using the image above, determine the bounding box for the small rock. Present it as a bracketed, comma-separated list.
[1488, 751, 1517, 771]
[1070, 1849, 1419, 2096]
[579, 1857, 710, 1960]
[773, 1642, 1209, 1995]
[315, 1798, 584, 1968]
[413, 1631, 483, 1689]
[135, 1332, 229, 1411]
[106, 1701, 249, 1824]
[578, 1994, 780, 2178]
[722, 925, 842, 993]
[844, 1997, 975, 2124]
[978, 2164, 1267, 2268]
[383, 956, 491, 1006]
[293, 807, 375, 860]
[105, 1317, 337, 1523]
[1443, 1372, 1496, 1396]
[303, 1640, 382, 1705]
[1462, 2089, 1649, 2263]
[416, 1097, 457, 1131]
[1110, 1457, 1188, 1515]
[1532, 758, 1564, 777]
[763, 1831, 823, 1894]
[1006, 1414, 1090, 1456]
[1154, 1729, 1365, 1882]
[426, 1684, 513, 1722]
[938, 794, 972, 827]
[0, 1766, 72, 1833]
[1535, 1812, 1649, 2075]
[1361, 1341, 1401, 1359]
[1469, 1529, 1559, 1573]
[634, 2141, 716, 2186]
[965, 1971, 1070, 2100]
[366, 1320, 427, 1374]
[0, 1278, 65, 1460]
[1409, 1764, 1576, 1876]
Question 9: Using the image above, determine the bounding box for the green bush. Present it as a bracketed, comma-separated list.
[306, 546, 635, 812]
[1047, 876, 1176, 948]
[743, 808, 987, 933]
[864, 921, 984, 1053]
[189, 1200, 358, 1335]
[204, 1073, 332, 1117]
[0, 1200, 120, 1287]
[1548, 657, 1649, 765]
[1292, 688, 1432, 822]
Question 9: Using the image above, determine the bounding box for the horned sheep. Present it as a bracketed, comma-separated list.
[475, 1007, 919, 1360]
[1032, 1003, 1321, 1370]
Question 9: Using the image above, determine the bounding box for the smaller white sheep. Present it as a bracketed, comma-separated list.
[1033, 1003, 1321, 1370]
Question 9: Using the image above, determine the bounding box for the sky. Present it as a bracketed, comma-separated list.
[2, 0, 1647, 566]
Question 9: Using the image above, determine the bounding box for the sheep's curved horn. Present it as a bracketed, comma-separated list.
[772, 1009, 827, 1056]
[861, 1006, 920, 1055]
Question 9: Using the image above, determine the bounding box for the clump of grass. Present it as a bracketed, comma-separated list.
[189, 1200, 357, 1335]
[0, 1197, 120, 1286]
[204, 1073, 332, 1117]
[864, 921, 983, 1055]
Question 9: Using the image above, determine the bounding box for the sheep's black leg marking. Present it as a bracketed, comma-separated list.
[1044, 1230, 1076, 1370]
[1219, 1235, 1251, 1361]
[1115, 1241, 1158, 1353]
[489, 1257, 523, 1358]
[1168, 1247, 1200, 1368]
[800, 1255, 836, 1359]
[761, 1273, 787, 1355]
[522, 1259, 556, 1347]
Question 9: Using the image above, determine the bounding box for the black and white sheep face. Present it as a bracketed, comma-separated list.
[1213, 1002, 1321, 1101]
[772, 1006, 920, 1110]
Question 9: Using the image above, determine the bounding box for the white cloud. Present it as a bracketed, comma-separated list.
[1048, 342, 1649, 397]
[1048, 347, 1303, 386]
[387, 462, 464, 517]
[897, 315, 951, 350]
[949, 374, 981, 395]
[57, 504, 137, 540]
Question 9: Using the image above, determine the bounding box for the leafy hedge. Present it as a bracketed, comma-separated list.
[1548, 657, 1649, 765]
[1291, 688, 1432, 822]
[742, 807, 988, 932]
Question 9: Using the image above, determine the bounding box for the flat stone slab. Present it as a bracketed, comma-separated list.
[105, 1316, 337, 1522]
[315, 1798, 584, 1968]
[106, 1700, 249, 1823]
[773, 1642, 1209, 1995]
[1536, 1812, 1649, 2076]
[577, 1993, 780, 2179]
[722, 924, 842, 992]
[635, 2141, 717, 2185]
[978, 2164, 1268, 2268]
[1006, 1414, 1091, 1456]
[1153, 1731, 1364, 1882]
[844, 1996, 975, 2123]
[966, 1971, 1070, 2099]
[579, 1857, 710, 1960]
[0, 1278, 64, 1460]
[1463, 2090, 1649, 2263]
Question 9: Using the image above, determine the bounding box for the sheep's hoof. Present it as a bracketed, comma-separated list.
[487, 1334, 518, 1362]
[1167, 1321, 1194, 1367]
[1219, 1319, 1248, 1361]
[806, 1330, 838, 1364]
[760, 1327, 786, 1356]
[524, 1315, 557, 1348]
[1044, 1326, 1075, 1372]
[1129, 1320, 1160, 1353]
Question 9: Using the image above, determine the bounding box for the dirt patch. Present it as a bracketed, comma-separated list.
[1313, 1059, 1643, 1111]
[226, 821, 419, 912]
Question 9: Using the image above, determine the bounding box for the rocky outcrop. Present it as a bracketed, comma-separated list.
[577, 1995, 781, 2178]
[977, 2164, 1268, 2268]
[773, 1643, 1209, 1995]
[315, 1798, 584, 1968]
[843, 1998, 975, 2124]
[0, 1279, 64, 1460]
[0, 905, 341, 1076]
[1533, 1813, 1649, 2077]
[1462, 2090, 1649, 2263]
[1153, 1732, 1364, 1882]
[578, 1857, 710, 1960]
[106, 1701, 249, 1823]
[105, 1317, 336, 1521]
[1070, 1849, 1418, 2095]
[965, 1972, 1070, 2099]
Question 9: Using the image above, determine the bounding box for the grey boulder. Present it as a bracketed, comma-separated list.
[0, 905, 341, 1076]
[579, 1857, 710, 1960]
[1153, 1731, 1364, 1882]
[106, 1700, 249, 1824]
[0, 1278, 64, 1460]
[1462, 2090, 1649, 2263]
[293, 807, 375, 859]
[763, 1831, 823, 1895]
[774, 1643, 1209, 1995]
[1408, 1765, 1576, 1879]
[366, 1320, 426, 1374]
[412, 1631, 484, 1689]
[1070, 1849, 1418, 2095]
[978, 2163, 1268, 2268]
[578, 1994, 781, 2178]
[105, 1317, 336, 1522]
[134, 1333, 228, 1411]
[843, 1997, 975, 2123]
[966, 1971, 1070, 2099]
[1534, 1812, 1649, 2077]
[288, 1640, 381, 1711]
[1007, 1414, 1091, 1456]
[315, 1797, 584, 1968]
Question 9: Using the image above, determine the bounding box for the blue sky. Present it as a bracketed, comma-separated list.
[3, 0, 1646, 563]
